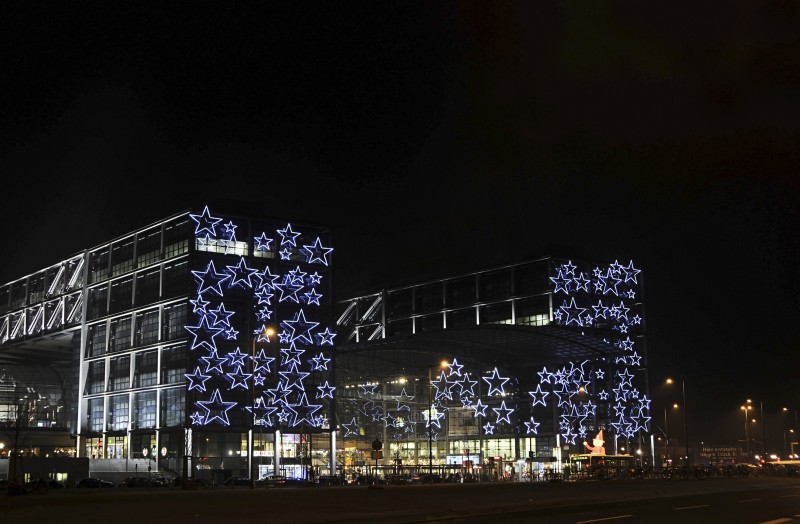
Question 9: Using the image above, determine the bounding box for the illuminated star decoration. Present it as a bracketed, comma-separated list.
[254, 232, 274, 251]
[524, 417, 540, 434]
[185, 367, 212, 392]
[195, 389, 237, 426]
[301, 237, 334, 266]
[277, 223, 301, 246]
[482, 368, 509, 396]
[189, 206, 222, 237]
[183, 207, 337, 436]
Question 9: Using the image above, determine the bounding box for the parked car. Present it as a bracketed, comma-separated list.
[262, 475, 287, 487]
[122, 476, 168, 487]
[316, 474, 345, 486]
[76, 477, 115, 488]
[223, 476, 251, 487]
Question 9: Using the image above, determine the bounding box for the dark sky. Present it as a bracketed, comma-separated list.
[1, 2, 799, 445]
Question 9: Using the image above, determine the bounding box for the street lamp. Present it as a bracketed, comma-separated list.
[666, 378, 689, 468]
[250, 326, 274, 489]
[741, 404, 753, 461]
[427, 360, 448, 478]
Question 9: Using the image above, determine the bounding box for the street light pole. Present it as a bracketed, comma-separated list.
[663, 407, 668, 466]
[666, 378, 689, 469]
[741, 404, 751, 461]
[681, 379, 689, 468]
[426, 361, 447, 479]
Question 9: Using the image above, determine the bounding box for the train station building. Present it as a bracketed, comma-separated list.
[0, 203, 648, 484]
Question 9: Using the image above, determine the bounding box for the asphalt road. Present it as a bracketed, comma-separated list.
[2, 477, 799, 524]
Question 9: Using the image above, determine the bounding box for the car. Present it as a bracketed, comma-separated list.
[223, 476, 252, 487]
[316, 474, 345, 486]
[122, 476, 165, 487]
[76, 477, 115, 488]
[262, 474, 287, 487]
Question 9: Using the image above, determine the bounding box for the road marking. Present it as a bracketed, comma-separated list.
[757, 519, 792, 524]
[575, 515, 633, 523]
[674, 505, 710, 510]
[738, 499, 762, 503]
[778, 494, 798, 498]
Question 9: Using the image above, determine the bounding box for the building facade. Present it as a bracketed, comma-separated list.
[334, 257, 649, 479]
[0, 204, 335, 483]
[1, 204, 650, 484]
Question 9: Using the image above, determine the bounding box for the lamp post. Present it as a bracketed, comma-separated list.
[741, 404, 752, 461]
[663, 407, 668, 466]
[250, 326, 274, 489]
[427, 361, 447, 478]
[666, 378, 689, 469]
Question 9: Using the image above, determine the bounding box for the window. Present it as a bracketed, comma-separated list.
[515, 261, 549, 296]
[387, 288, 412, 318]
[516, 296, 550, 326]
[162, 303, 187, 341]
[163, 218, 190, 260]
[0, 285, 9, 316]
[445, 277, 476, 308]
[160, 388, 185, 428]
[28, 273, 44, 305]
[111, 237, 134, 277]
[109, 277, 133, 313]
[45, 264, 65, 299]
[134, 309, 159, 347]
[414, 283, 443, 314]
[162, 260, 189, 299]
[108, 394, 129, 431]
[10, 281, 25, 310]
[161, 344, 186, 384]
[86, 360, 105, 394]
[86, 323, 107, 358]
[89, 248, 110, 284]
[133, 391, 157, 429]
[108, 355, 130, 391]
[136, 227, 162, 268]
[133, 350, 158, 388]
[478, 302, 512, 325]
[88, 398, 104, 432]
[87, 285, 108, 320]
[446, 308, 476, 329]
[478, 270, 511, 302]
[135, 268, 160, 305]
[109, 316, 132, 353]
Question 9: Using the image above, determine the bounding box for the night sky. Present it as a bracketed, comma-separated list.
[1, 3, 798, 447]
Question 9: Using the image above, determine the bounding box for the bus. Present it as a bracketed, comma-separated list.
[569, 454, 637, 480]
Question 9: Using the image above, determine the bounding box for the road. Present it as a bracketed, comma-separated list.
[2, 477, 799, 524]
[426, 482, 800, 523]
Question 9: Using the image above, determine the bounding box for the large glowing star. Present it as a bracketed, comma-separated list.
[195, 389, 237, 426]
[558, 298, 587, 327]
[185, 316, 224, 353]
[524, 417, 540, 434]
[252, 349, 275, 374]
[492, 401, 515, 424]
[226, 366, 252, 390]
[301, 237, 334, 266]
[277, 223, 301, 247]
[316, 381, 336, 399]
[528, 384, 550, 407]
[226, 257, 259, 289]
[189, 206, 222, 237]
[192, 260, 230, 296]
[281, 309, 318, 344]
[253, 232, 274, 251]
[316, 327, 336, 346]
[309, 352, 331, 371]
[185, 367, 212, 392]
[200, 349, 227, 374]
[482, 368, 509, 396]
[208, 302, 234, 327]
[341, 417, 360, 437]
